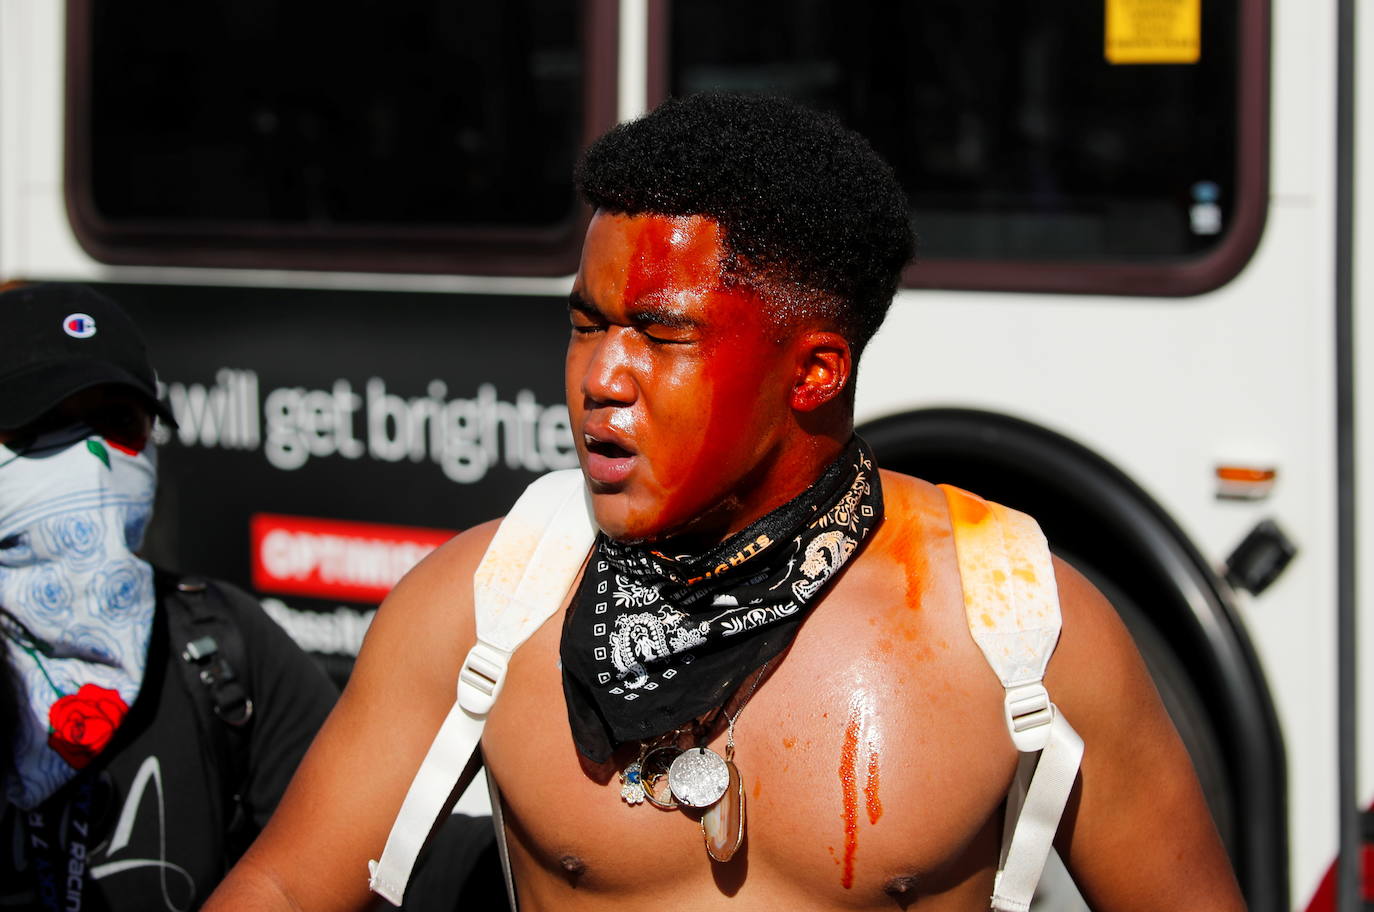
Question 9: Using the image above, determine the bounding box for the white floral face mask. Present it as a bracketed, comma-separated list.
[0, 427, 157, 809]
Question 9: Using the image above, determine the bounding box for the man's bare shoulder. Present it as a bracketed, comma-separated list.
[1044, 554, 1157, 717]
[352, 517, 503, 689]
[876, 465, 940, 496]
[1045, 559, 1244, 906]
[828, 467, 987, 684]
[383, 519, 501, 614]
[385, 517, 503, 614]
[874, 468, 951, 526]
[1042, 553, 1183, 774]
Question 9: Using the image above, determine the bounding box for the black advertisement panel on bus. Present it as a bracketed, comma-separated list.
[110, 283, 569, 682]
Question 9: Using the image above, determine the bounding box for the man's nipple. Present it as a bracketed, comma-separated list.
[560, 854, 587, 879]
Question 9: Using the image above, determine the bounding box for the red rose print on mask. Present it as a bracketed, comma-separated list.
[47, 683, 129, 769]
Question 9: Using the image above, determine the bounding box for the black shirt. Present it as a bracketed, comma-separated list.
[1, 576, 338, 912]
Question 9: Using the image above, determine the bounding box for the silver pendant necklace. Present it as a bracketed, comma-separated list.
[617, 661, 771, 862]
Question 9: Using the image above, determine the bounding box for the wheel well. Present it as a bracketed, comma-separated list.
[857, 407, 1288, 908]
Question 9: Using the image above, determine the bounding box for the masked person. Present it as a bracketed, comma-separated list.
[208, 94, 1244, 911]
[0, 283, 339, 911]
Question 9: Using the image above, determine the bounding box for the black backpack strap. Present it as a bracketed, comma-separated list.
[159, 569, 256, 861]
[174, 580, 253, 728]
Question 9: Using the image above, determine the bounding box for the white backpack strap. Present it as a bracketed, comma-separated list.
[462, 469, 597, 714]
[939, 484, 1084, 912]
[367, 703, 486, 904]
[369, 469, 595, 905]
[993, 709, 1084, 912]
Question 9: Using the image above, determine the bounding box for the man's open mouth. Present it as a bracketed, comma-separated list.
[586, 438, 633, 460]
[583, 433, 637, 485]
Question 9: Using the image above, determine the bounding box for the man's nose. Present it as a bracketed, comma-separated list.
[581, 327, 637, 405]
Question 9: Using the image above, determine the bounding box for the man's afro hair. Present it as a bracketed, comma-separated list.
[575, 92, 915, 349]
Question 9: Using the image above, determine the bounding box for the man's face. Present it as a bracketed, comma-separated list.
[0, 386, 153, 452]
[567, 212, 798, 543]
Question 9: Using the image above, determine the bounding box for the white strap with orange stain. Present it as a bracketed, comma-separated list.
[940, 484, 1061, 753]
[939, 483, 1083, 912]
[462, 470, 597, 715]
[370, 469, 595, 906]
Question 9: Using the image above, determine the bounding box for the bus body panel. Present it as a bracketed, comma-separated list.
[0, 1, 1364, 906]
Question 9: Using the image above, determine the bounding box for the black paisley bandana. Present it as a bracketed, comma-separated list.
[560, 437, 884, 762]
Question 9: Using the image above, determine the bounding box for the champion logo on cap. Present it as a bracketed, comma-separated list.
[63, 313, 97, 339]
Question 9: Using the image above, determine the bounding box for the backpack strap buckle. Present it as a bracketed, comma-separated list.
[457, 639, 512, 714]
[1003, 682, 1052, 752]
[180, 632, 255, 727]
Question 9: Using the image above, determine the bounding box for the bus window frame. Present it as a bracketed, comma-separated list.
[62, 0, 619, 278]
[646, 0, 1270, 298]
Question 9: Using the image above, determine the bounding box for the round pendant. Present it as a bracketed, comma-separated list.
[668, 747, 731, 808]
[640, 746, 681, 809]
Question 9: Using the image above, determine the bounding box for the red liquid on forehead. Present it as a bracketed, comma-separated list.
[658, 291, 768, 523]
[619, 216, 781, 534]
[620, 216, 679, 309]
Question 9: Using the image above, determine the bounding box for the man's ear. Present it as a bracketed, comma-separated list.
[790, 331, 852, 412]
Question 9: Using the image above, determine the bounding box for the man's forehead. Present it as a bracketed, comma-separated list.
[576, 211, 729, 305]
[587, 210, 725, 245]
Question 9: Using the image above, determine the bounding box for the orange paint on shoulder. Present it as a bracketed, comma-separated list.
[875, 485, 929, 613]
[753, 777, 762, 800]
[783, 736, 797, 749]
[901, 536, 928, 612]
[946, 488, 990, 527]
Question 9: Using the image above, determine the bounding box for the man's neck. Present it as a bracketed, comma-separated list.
[643, 431, 850, 553]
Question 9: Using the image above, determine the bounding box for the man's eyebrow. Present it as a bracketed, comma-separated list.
[568, 291, 701, 330]
[568, 290, 602, 317]
[626, 302, 702, 330]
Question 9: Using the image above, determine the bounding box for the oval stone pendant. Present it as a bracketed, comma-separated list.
[668, 746, 730, 808]
[701, 759, 745, 862]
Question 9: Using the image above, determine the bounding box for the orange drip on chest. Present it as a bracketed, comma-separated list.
[865, 749, 883, 825]
[838, 714, 862, 888]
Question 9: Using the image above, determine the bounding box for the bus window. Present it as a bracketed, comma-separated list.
[65, 0, 617, 275]
[655, 0, 1267, 296]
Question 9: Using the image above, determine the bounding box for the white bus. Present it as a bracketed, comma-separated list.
[0, 1, 1366, 909]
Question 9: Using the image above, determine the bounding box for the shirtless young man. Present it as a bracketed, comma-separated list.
[206, 93, 1244, 911]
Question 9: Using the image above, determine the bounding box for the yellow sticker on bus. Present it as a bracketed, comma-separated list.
[1105, 0, 1201, 65]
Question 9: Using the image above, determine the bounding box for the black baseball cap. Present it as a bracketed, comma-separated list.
[0, 283, 177, 430]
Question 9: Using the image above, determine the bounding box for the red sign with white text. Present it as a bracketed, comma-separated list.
[251, 513, 456, 604]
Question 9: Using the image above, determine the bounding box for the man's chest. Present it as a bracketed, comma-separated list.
[481, 549, 1019, 907]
